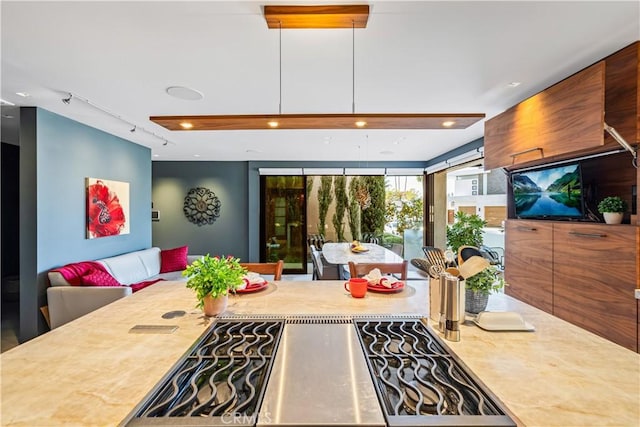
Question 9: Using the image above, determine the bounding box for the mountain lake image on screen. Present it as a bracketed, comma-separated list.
[512, 163, 584, 219]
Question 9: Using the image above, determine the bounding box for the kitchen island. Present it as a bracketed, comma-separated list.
[1, 280, 638, 426]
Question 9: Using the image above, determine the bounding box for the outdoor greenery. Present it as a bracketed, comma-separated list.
[385, 188, 423, 235]
[465, 265, 505, 296]
[446, 211, 487, 254]
[306, 176, 314, 198]
[597, 196, 627, 213]
[183, 255, 247, 307]
[382, 233, 403, 245]
[331, 175, 348, 241]
[360, 176, 386, 237]
[317, 176, 333, 236]
[347, 177, 362, 241]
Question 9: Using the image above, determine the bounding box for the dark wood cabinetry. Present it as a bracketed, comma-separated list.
[504, 221, 553, 313]
[485, 42, 640, 175]
[484, 62, 606, 170]
[492, 42, 640, 352]
[505, 220, 639, 352]
[553, 223, 638, 351]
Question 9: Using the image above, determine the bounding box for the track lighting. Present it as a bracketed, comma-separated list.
[61, 91, 173, 147]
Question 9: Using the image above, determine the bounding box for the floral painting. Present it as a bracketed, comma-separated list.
[86, 178, 130, 239]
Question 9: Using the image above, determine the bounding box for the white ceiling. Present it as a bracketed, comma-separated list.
[1, 1, 638, 162]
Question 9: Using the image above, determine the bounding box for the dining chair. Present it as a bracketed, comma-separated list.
[457, 246, 483, 266]
[389, 243, 404, 257]
[309, 244, 321, 280]
[239, 260, 284, 281]
[312, 251, 341, 280]
[348, 260, 409, 281]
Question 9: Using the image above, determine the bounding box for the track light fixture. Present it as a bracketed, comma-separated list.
[61, 91, 173, 147]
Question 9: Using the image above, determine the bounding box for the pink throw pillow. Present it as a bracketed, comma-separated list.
[160, 246, 188, 273]
[81, 269, 122, 287]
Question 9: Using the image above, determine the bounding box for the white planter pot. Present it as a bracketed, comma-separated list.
[603, 212, 623, 224]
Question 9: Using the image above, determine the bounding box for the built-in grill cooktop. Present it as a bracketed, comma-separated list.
[122, 315, 515, 427]
[124, 319, 284, 426]
[354, 318, 516, 426]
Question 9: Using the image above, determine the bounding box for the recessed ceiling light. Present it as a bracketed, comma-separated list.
[193, 154, 201, 158]
[267, 121, 279, 128]
[0, 98, 15, 106]
[442, 121, 456, 128]
[380, 150, 394, 155]
[507, 82, 521, 87]
[180, 122, 194, 129]
[15, 92, 30, 97]
[355, 121, 367, 128]
[153, 154, 159, 157]
[166, 86, 204, 101]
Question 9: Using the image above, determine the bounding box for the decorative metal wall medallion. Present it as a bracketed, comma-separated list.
[183, 187, 221, 226]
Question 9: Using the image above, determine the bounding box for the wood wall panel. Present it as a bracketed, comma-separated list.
[553, 223, 638, 352]
[504, 220, 554, 313]
[604, 42, 639, 147]
[485, 206, 506, 228]
[458, 206, 476, 216]
[484, 62, 605, 170]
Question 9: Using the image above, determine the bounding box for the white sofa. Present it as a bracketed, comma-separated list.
[47, 247, 200, 329]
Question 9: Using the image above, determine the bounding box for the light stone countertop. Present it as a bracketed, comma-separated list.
[1, 280, 639, 426]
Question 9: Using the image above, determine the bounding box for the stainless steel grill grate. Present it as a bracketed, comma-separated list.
[354, 319, 516, 426]
[126, 320, 284, 426]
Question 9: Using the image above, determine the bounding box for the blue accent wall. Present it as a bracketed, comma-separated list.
[20, 108, 151, 340]
[36, 109, 151, 269]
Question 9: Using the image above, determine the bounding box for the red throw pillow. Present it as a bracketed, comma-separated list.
[81, 269, 122, 287]
[160, 246, 188, 273]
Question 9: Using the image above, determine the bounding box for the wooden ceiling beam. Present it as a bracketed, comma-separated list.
[264, 5, 370, 29]
[149, 113, 485, 131]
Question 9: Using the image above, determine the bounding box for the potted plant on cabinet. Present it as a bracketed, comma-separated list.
[597, 196, 627, 225]
[183, 254, 247, 316]
[464, 265, 506, 314]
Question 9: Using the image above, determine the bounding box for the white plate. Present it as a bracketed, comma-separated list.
[471, 311, 535, 332]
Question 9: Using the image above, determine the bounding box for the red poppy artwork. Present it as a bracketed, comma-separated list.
[86, 178, 130, 239]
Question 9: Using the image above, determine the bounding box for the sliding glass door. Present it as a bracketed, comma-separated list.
[261, 176, 307, 273]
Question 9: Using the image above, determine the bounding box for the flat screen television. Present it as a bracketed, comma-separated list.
[511, 162, 584, 220]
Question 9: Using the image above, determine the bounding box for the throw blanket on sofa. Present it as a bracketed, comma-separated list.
[50, 261, 163, 292]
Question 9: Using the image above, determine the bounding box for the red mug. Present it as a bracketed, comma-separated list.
[344, 277, 368, 298]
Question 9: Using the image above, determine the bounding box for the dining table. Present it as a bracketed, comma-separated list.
[321, 242, 405, 279]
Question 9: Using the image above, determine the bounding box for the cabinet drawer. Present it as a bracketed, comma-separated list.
[553, 223, 638, 351]
[504, 220, 554, 312]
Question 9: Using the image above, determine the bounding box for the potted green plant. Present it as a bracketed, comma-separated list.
[183, 254, 247, 316]
[446, 211, 487, 255]
[597, 196, 627, 225]
[464, 265, 506, 314]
